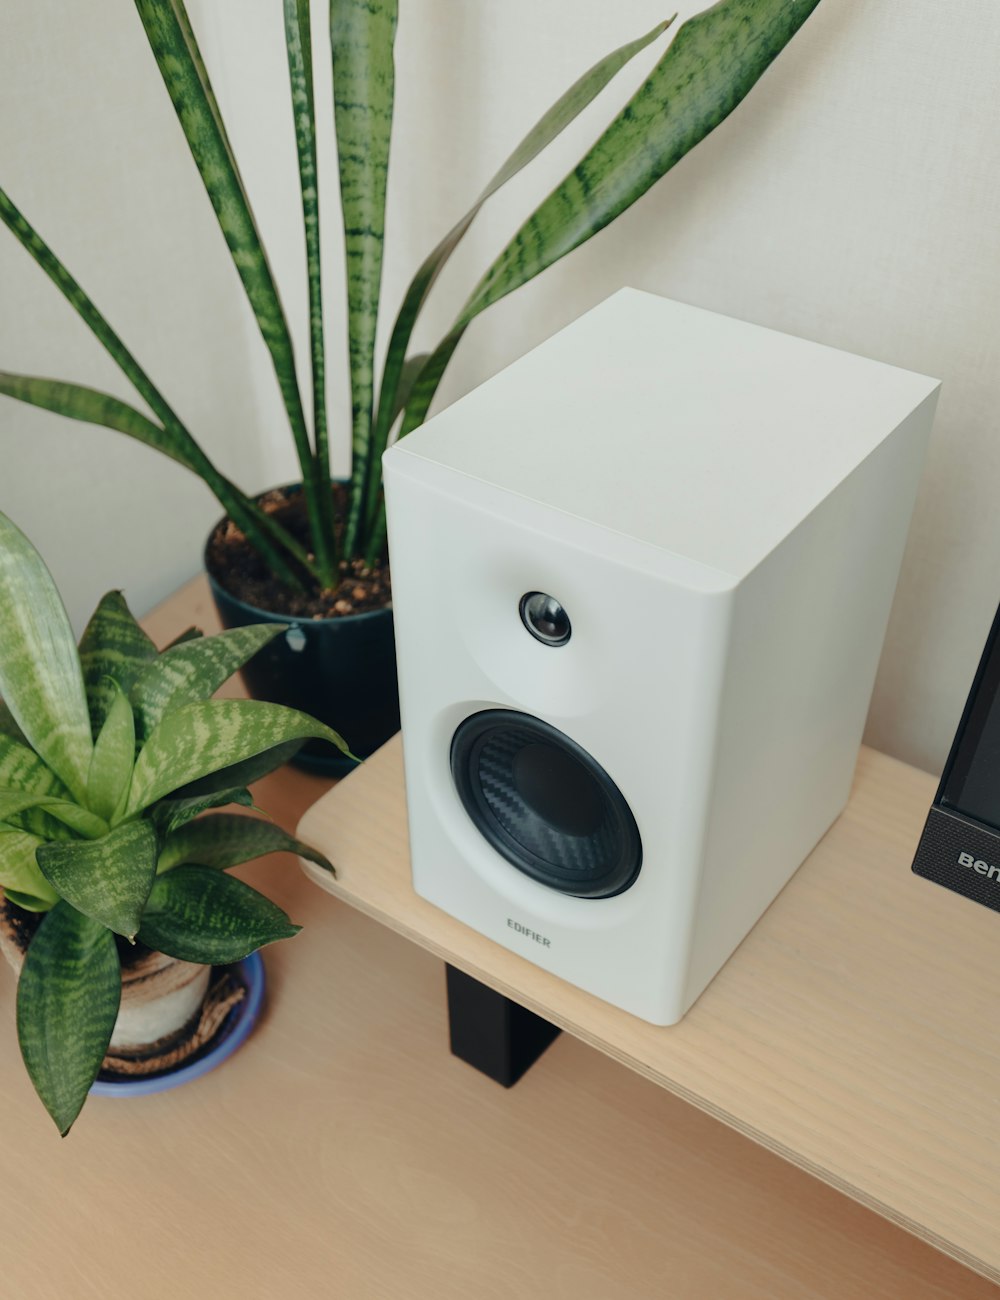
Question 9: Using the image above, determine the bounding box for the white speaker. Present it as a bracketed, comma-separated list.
[382, 289, 939, 1025]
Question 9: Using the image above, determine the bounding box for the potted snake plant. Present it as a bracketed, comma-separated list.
[0, 509, 348, 1135]
[0, 0, 822, 769]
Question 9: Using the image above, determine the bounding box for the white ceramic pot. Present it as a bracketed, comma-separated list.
[0, 899, 210, 1054]
[110, 949, 211, 1052]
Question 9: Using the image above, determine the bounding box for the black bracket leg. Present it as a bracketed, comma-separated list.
[445, 964, 561, 1087]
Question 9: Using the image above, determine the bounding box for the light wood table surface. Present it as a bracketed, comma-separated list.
[1, 575, 996, 1300]
[300, 737, 1000, 1287]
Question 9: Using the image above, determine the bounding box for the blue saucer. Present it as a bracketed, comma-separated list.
[91, 950, 265, 1098]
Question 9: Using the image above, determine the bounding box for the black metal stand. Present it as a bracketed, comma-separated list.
[445, 964, 561, 1087]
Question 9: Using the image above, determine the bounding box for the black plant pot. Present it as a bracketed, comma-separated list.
[204, 529, 400, 776]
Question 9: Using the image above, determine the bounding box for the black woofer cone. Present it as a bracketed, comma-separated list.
[450, 710, 642, 899]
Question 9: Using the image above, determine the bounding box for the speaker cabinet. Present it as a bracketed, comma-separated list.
[383, 290, 939, 1025]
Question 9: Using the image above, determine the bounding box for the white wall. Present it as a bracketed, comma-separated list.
[0, 0, 278, 632]
[398, 0, 1000, 777]
[2, 0, 998, 777]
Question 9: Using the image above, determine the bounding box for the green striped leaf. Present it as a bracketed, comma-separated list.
[0, 193, 231, 497]
[132, 1, 323, 539]
[151, 786, 255, 837]
[168, 742, 308, 801]
[0, 186, 310, 593]
[126, 699, 351, 815]
[365, 17, 672, 535]
[0, 828, 59, 908]
[0, 372, 199, 473]
[400, 0, 821, 437]
[36, 819, 159, 939]
[129, 624, 285, 742]
[0, 188, 196, 451]
[464, 0, 822, 325]
[385, 352, 429, 432]
[0, 512, 93, 802]
[158, 812, 332, 874]
[0, 734, 67, 797]
[0, 735, 79, 843]
[138, 864, 300, 963]
[4, 888, 57, 913]
[0, 791, 66, 823]
[86, 684, 136, 823]
[398, 329, 463, 437]
[284, 0, 336, 582]
[0, 699, 26, 743]
[78, 591, 158, 738]
[332, 0, 398, 554]
[0, 790, 108, 840]
[13, 811, 77, 844]
[0, 383, 299, 584]
[17, 903, 120, 1135]
[163, 626, 203, 651]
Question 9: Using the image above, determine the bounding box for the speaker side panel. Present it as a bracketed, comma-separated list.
[384, 449, 733, 1025]
[684, 397, 936, 1008]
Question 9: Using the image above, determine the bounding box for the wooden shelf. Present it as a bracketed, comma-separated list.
[299, 731, 1000, 1287]
[2, 575, 994, 1298]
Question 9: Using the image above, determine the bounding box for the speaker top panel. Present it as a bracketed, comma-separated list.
[385, 289, 939, 580]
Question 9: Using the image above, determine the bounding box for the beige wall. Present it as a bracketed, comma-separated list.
[2, 0, 998, 776]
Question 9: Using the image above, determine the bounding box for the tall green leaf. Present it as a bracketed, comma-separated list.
[0, 192, 308, 590]
[399, 0, 822, 438]
[0, 188, 191, 445]
[0, 376, 305, 583]
[36, 819, 159, 940]
[131, 0, 328, 566]
[284, 0, 336, 581]
[0, 827, 59, 908]
[158, 811, 332, 874]
[332, 0, 398, 555]
[139, 864, 300, 963]
[397, 326, 464, 438]
[78, 592, 157, 738]
[16, 903, 121, 1135]
[129, 624, 285, 742]
[126, 699, 350, 814]
[384, 351, 428, 433]
[0, 513, 92, 802]
[0, 372, 201, 473]
[364, 16, 673, 535]
[86, 684, 136, 823]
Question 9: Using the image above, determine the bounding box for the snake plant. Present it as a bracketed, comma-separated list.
[0, 0, 821, 592]
[0, 510, 347, 1134]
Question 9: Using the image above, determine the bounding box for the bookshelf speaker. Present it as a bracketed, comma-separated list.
[383, 290, 939, 1024]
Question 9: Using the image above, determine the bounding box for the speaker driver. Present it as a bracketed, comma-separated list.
[450, 710, 642, 898]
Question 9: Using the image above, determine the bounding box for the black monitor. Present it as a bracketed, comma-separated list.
[912, 601, 1000, 912]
